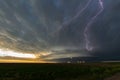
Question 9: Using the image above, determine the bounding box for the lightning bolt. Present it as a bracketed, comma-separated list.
[62, 0, 92, 26]
[84, 0, 104, 51]
[53, 0, 104, 51]
[52, 0, 92, 36]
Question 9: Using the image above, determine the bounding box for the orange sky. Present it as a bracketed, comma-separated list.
[0, 58, 46, 63]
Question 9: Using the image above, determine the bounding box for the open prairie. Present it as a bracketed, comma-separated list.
[0, 63, 120, 80]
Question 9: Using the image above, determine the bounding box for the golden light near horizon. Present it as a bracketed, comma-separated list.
[0, 49, 37, 59]
[0, 48, 54, 63]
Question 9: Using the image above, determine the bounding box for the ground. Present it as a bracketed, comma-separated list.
[104, 73, 120, 80]
[0, 63, 119, 80]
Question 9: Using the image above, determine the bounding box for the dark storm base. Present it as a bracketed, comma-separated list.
[0, 63, 120, 80]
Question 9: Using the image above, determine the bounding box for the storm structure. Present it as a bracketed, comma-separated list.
[0, 0, 120, 63]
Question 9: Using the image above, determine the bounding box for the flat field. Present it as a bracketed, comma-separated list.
[0, 63, 120, 80]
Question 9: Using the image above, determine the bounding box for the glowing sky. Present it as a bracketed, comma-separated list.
[0, 0, 120, 62]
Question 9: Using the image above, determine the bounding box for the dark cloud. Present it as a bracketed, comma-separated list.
[0, 0, 120, 61]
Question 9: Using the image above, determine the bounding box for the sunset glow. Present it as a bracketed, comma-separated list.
[0, 49, 37, 59]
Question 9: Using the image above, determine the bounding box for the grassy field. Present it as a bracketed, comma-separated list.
[0, 63, 120, 80]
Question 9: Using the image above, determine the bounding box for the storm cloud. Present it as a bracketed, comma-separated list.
[0, 0, 120, 62]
